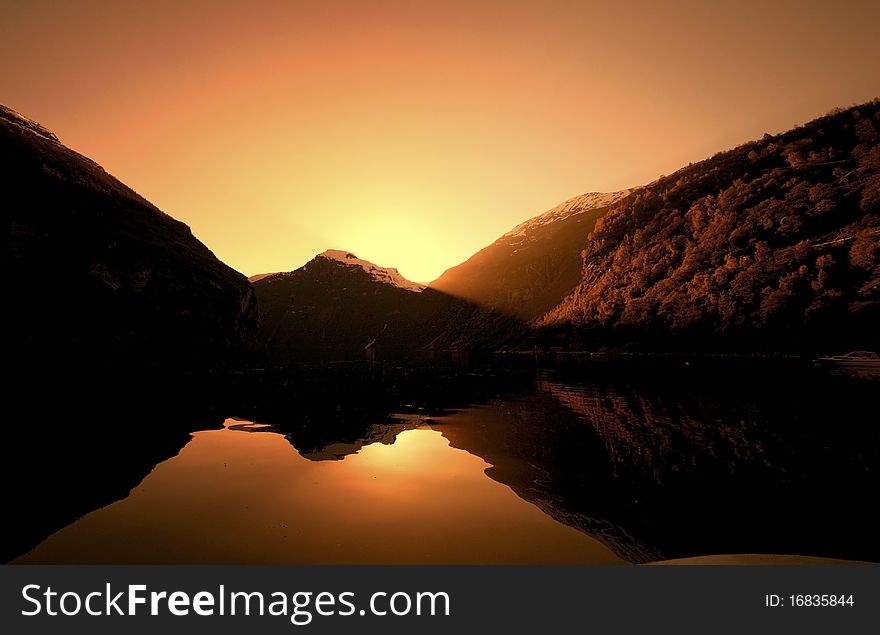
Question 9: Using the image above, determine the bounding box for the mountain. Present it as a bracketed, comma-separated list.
[1, 104, 257, 367]
[540, 100, 880, 352]
[313, 249, 426, 292]
[248, 272, 277, 283]
[252, 250, 524, 358]
[430, 190, 635, 320]
[2, 103, 259, 561]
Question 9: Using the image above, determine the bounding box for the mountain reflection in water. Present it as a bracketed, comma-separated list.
[16, 418, 621, 564]
[436, 372, 880, 563]
[11, 359, 880, 564]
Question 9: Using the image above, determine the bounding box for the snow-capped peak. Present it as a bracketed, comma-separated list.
[502, 189, 637, 242]
[317, 250, 425, 292]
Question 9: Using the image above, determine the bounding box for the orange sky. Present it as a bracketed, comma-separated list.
[3, 0, 879, 282]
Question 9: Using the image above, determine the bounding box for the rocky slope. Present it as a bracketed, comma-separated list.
[431, 190, 634, 320]
[1, 104, 257, 367]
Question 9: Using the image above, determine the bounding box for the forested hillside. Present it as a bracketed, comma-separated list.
[540, 100, 880, 352]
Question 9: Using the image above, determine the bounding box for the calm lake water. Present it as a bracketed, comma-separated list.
[11, 358, 880, 564]
[16, 417, 620, 564]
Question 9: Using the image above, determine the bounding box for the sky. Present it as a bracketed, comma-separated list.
[3, 1, 880, 282]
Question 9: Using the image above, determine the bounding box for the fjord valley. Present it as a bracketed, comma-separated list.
[3, 100, 879, 566]
[250, 102, 880, 359]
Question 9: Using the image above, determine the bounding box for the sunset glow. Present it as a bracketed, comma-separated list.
[3, 0, 879, 281]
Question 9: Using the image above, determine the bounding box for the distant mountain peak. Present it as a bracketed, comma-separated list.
[502, 189, 637, 243]
[316, 249, 425, 292]
[429, 187, 639, 321]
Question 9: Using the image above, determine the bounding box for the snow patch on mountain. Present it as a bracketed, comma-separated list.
[0, 104, 60, 143]
[317, 250, 425, 292]
[502, 189, 637, 242]
[248, 272, 277, 283]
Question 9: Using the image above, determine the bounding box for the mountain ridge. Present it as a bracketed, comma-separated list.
[430, 189, 637, 321]
[502, 189, 637, 242]
[1, 102, 257, 366]
[315, 249, 425, 292]
[539, 99, 880, 352]
[251, 250, 525, 358]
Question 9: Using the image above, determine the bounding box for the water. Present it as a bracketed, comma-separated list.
[15, 418, 620, 564]
[9, 358, 880, 564]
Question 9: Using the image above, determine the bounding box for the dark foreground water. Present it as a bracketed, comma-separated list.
[9, 357, 880, 564]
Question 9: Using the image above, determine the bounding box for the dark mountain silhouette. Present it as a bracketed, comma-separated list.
[539, 100, 880, 352]
[430, 190, 634, 320]
[2, 104, 260, 561]
[3, 374, 230, 562]
[252, 250, 525, 359]
[1, 104, 257, 368]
